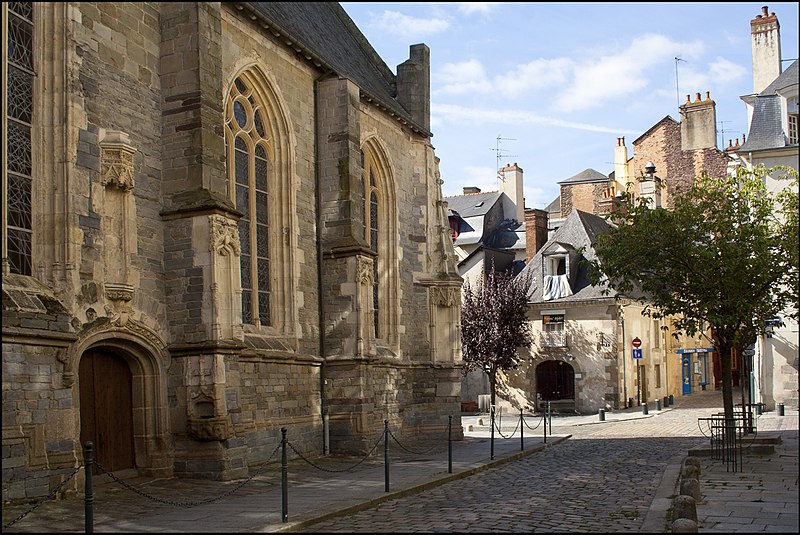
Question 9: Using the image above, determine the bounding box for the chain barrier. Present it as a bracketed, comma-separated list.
[2, 464, 83, 530]
[93, 443, 281, 508]
[491, 412, 521, 439]
[387, 426, 449, 455]
[522, 412, 545, 431]
[286, 429, 384, 473]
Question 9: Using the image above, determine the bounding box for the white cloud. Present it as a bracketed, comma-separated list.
[370, 10, 449, 40]
[434, 60, 493, 95]
[495, 58, 574, 97]
[432, 103, 638, 134]
[708, 57, 747, 85]
[450, 165, 499, 194]
[456, 3, 502, 15]
[555, 34, 705, 112]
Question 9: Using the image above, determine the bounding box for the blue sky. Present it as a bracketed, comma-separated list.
[340, 2, 800, 209]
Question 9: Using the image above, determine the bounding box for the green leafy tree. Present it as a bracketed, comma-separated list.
[587, 165, 799, 422]
[461, 262, 534, 409]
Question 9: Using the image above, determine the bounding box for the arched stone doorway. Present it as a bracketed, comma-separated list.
[79, 348, 135, 473]
[536, 360, 575, 410]
[70, 325, 172, 479]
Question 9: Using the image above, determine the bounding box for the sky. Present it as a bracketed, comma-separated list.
[340, 2, 800, 209]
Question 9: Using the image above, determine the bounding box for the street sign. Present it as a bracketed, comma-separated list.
[632, 348, 643, 359]
[632, 337, 642, 348]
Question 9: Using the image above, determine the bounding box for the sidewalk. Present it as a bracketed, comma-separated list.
[2, 393, 797, 533]
[1, 427, 570, 533]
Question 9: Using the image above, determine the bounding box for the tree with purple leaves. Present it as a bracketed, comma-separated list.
[461, 262, 534, 409]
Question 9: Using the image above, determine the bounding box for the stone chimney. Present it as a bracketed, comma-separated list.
[463, 186, 481, 195]
[614, 136, 632, 190]
[396, 44, 430, 132]
[679, 91, 717, 151]
[524, 208, 548, 261]
[498, 162, 525, 223]
[751, 6, 782, 94]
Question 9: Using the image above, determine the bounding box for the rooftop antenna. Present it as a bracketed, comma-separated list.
[675, 57, 687, 109]
[718, 120, 733, 150]
[491, 135, 517, 181]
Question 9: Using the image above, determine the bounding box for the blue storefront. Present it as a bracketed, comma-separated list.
[676, 348, 714, 395]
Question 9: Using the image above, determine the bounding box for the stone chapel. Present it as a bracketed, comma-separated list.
[2, 2, 463, 502]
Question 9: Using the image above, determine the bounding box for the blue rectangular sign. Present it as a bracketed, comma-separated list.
[632, 348, 643, 359]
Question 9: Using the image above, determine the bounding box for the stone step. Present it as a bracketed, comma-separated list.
[688, 443, 776, 456]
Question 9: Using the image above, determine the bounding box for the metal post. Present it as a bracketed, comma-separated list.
[642, 402, 648, 415]
[778, 403, 785, 416]
[448, 415, 453, 474]
[543, 403, 547, 444]
[520, 409, 524, 451]
[490, 406, 495, 460]
[83, 442, 94, 534]
[599, 408, 605, 421]
[548, 401, 552, 435]
[323, 414, 329, 455]
[281, 428, 288, 522]
[656, 399, 661, 411]
[384, 420, 390, 492]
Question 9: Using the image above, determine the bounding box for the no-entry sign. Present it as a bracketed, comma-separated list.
[632, 337, 642, 348]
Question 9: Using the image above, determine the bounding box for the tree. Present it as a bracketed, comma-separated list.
[461, 262, 534, 409]
[587, 165, 799, 422]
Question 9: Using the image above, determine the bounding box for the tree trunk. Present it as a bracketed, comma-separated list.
[719, 339, 734, 421]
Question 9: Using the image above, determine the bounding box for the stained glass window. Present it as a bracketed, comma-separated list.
[362, 155, 380, 337]
[6, 2, 34, 275]
[225, 76, 271, 326]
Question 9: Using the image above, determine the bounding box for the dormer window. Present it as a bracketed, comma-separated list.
[548, 255, 566, 276]
[788, 97, 798, 145]
[542, 244, 573, 301]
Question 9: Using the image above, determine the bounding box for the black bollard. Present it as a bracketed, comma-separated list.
[384, 420, 390, 491]
[643, 402, 649, 415]
[84, 442, 94, 533]
[669, 394, 674, 406]
[490, 406, 495, 460]
[778, 403, 785, 416]
[281, 428, 288, 522]
[656, 399, 662, 411]
[599, 408, 605, 421]
[520, 409, 524, 451]
[663, 396, 669, 408]
[448, 415, 453, 474]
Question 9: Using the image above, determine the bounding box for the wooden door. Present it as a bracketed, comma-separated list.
[79, 349, 135, 473]
[536, 360, 575, 401]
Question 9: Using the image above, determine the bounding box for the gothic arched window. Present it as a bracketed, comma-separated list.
[225, 76, 271, 326]
[5, 2, 34, 275]
[361, 150, 380, 336]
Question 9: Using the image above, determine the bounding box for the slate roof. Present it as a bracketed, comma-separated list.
[739, 60, 799, 153]
[242, 2, 429, 136]
[557, 168, 609, 185]
[443, 191, 503, 218]
[518, 209, 616, 304]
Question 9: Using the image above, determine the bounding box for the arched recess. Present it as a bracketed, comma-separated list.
[222, 63, 297, 338]
[535, 360, 576, 402]
[67, 323, 172, 477]
[360, 136, 399, 352]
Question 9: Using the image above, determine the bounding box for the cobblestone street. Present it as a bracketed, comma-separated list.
[302, 410, 708, 533]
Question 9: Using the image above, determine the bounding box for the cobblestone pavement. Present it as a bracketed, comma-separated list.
[302, 415, 708, 532]
[3, 388, 795, 533]
[302, 391, 797, 533]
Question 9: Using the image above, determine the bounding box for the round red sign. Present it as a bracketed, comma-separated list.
[632, 337, 642, 348]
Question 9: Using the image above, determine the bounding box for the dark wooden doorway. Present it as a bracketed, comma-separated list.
[536, 360, 575, 401]
[79, 349, 135, 474]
